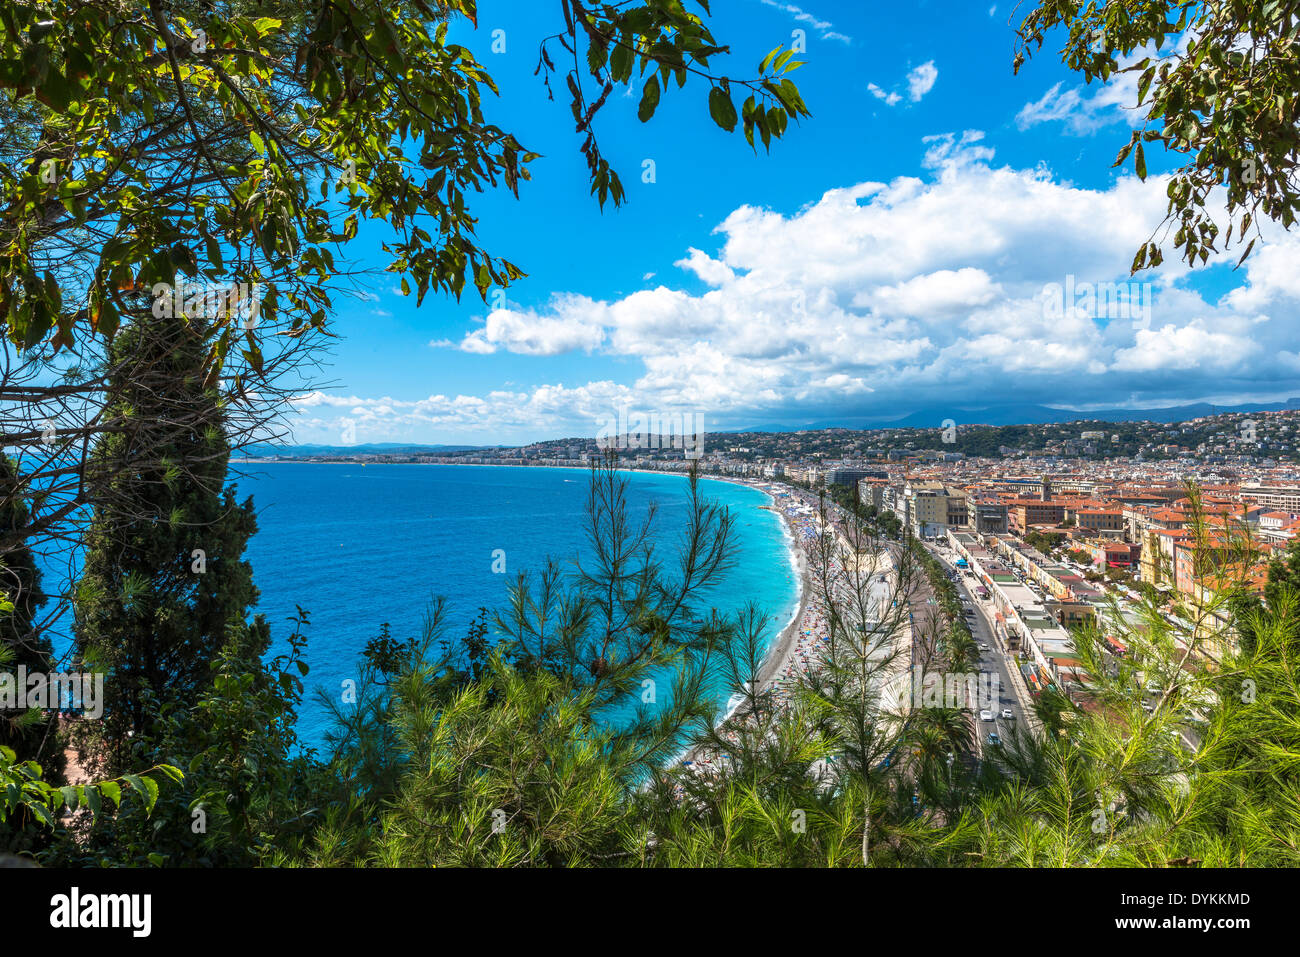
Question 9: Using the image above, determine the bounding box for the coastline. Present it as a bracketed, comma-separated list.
[686, 475, 810, 705]
[238, 459, 811, 737]
[753, 502, 811, 696]
[679, 485, 817, 769]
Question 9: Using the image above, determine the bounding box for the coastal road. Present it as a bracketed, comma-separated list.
[921, 542, 1038, 749]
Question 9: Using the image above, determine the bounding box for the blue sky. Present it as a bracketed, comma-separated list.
[287, 0, 1300, 446]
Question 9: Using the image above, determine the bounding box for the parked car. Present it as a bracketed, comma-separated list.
[979, 709, 994, 722]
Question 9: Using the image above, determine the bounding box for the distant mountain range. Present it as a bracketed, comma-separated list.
[731, 398, 1300, 432]
[239, 442, 492, 458]
[241, 398, 1300, 455]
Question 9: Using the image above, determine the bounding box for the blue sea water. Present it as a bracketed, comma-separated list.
[215, 463, 800, 749]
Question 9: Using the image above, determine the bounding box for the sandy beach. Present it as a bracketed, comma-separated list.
[754, 501, 813, 695]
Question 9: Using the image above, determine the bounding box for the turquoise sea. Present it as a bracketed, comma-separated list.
[212, 463, 801, 749]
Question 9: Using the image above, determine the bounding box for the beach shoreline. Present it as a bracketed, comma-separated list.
[753, 502, 812, 696]
[240, 459, 814, 750]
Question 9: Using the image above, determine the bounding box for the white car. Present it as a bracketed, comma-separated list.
[1000, 709, 1014, 720]
[979, 709, 994, 722]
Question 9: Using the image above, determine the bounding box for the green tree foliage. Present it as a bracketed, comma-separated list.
[0, 455, 66, 853]
[0, 0, 806, 363]
[73, 314, 259, 756]
[56, 613, 314, 867]
[1014, 0, 1300, 271]
[0, 1, 810, 611]
[1, 736, 180, 854]
[0, 456, 57, 764]
[1024, 529, 1066, 554]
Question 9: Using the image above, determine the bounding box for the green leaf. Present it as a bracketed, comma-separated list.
[610, 40, 633, 83]
[708, 86, 737, 132]
[1137, 68, 1154, 106]
[124, 774, 159, 815]
[1134, 142, 1147, 180]
[587, 38, 607, 76]
[637, 75, 660, 122]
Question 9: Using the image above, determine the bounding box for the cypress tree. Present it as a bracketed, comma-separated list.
[0, 455, 61, 761]
[73, 313, 259, 764]
[0, 455, 65, 853]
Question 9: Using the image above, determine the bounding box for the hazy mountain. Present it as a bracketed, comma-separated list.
[239, 443, 492, 458]
[733, 398, 1300, 433]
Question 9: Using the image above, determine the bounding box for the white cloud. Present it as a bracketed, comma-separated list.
[868, 83, 901, 106]
[1222, 231, 1300, 312]
[1113, 322, 1258, 372]
[869, 61, 938, 107]
[853, 268, 1000, 316]
[451, 294, 608, 355]
[675, 247, 736, 286]
[308, 134, 1300, 442]
[1015, 78, 1141, 135]
[907, 61, 939, 102]
[758, 0, 853, 43]
[921, 130, 996, 171]
[1015, 40, 1190, 135]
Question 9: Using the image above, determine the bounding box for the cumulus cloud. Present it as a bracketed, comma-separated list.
[675, 247, 736, 286]
[451, 294, 608, 355]
[1114, 322, 1258, 372]
[308, 133, 1300, 443]
[853, 268, 1001, 316]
